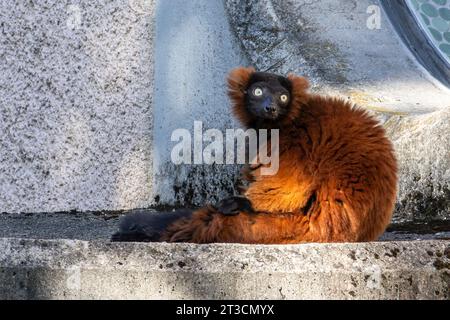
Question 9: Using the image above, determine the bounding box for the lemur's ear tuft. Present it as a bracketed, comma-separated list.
[282, 73, 310, 125]
[227, 67, 256, 128]
[227, 67, 255, 95]
[287, 73, 310, 93]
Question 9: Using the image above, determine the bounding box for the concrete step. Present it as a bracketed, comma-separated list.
[1, 211, 449, 300]
[0, 237, 448, 299]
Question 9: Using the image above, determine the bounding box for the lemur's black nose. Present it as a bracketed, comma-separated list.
[264, 105, 276, 113]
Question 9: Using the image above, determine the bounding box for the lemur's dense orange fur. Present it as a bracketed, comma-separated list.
[162, 67, 398, 243]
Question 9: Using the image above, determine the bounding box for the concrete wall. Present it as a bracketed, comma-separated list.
[152, 0, 247, 206]
[0, 0, 156, 213]
[0, 0, 248, 214]
[0, 0, 449, 221]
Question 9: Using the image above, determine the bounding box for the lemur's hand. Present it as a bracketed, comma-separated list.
[215, 196, 254, 216]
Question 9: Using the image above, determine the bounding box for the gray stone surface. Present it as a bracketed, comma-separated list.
[224, 0, 450, 221]
[385, 109, 450, 222]
[0, 211, 120, 241]
[0, 237, 448, 299]
[152, 0, 247, 206]
[0, 0, 249, 213]
[0, 0, 156, 213]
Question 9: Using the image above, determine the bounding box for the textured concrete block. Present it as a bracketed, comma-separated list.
[0, 0, 155, 213]
[0, 238, 448, 299]
[385, 109, 450, 222]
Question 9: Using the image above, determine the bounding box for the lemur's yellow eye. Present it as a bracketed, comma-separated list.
[280, 94, 289, 103]
[253, 87, 263, 97]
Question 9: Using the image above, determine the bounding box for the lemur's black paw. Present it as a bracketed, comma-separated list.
[216, 196, 254, 216]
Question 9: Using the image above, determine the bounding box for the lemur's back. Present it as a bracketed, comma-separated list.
[284, 95, 397, 241]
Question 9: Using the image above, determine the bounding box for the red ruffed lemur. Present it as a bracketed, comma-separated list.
[112, 67, 398, 244]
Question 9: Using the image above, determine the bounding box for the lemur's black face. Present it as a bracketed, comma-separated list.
[245, 72, 292, 121]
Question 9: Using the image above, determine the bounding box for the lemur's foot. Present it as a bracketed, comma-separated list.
[216, 196, 254, 216]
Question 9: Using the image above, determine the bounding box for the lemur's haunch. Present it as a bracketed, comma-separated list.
[112, 67, 398, 244]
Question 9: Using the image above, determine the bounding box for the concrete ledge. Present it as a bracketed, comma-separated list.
[0, 238, 448, 299]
